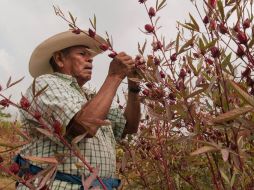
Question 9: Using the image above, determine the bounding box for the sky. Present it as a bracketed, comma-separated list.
[0, 0, 196, 115]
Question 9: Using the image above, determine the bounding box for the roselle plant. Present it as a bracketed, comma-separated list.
[0, 77, 106, 189]
[116, 0, 254, 189]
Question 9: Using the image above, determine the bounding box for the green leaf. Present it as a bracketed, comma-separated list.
[204, 39, 218, 50]
[68, 12, 76, 24]
[221, 53, 232, 69]
[189, 13, 199, 32]
[178, 35, 196, 54]
[157, 0, 167, 11]
[218, 0, 225, 20]
[228, 80, 254, 107]
[190, 146, 218, 156]
[8, 76, 24, 88]
[176, 32, 180, 54]
[6, 76, 11, 88]
[212, 105, 253, 123]
[35, 84, 48, 98]
[219, 168, 231, 185]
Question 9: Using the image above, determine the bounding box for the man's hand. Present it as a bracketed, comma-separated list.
[108, 52, 135, 80]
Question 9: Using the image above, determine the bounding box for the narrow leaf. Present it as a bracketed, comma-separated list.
[190, 146, 217, 156]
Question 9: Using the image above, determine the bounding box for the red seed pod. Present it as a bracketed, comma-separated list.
[88, 28, 96, 38]
[210, 47, 220, 58]
[138, 0, 147, 3]
[160, 71, 165, 78]
[237, 31, 249, 44]
[0, 99, 9, 107]
[9, 163, 20, 174]
[0, 156, 3, 163]
[144, 24, 154, 33]
[203, 15, 209, 25]
[242, 67, 251, 78]
[53, 120, 62, 135]
[219, 23, 228, 34]
[209, 20, 217, 31]
[234, 23, 241, 33]
[168, 93, 176, 101]
[209, 0, 217, 8]
[170, 53, 177, 61]
[33, 111, 42, 120]
[108, 52, 117, 58]
[20, 96, 30, 110]
[142, 89, 150, 96]
[205, 58, 214, 65]
[72, 28, 81, 34]
[145, 82, 153, 89]
[148, 7, 156, 17]
[236, 44, 245, 57]
[179, 68, 187, 79]
[154, 57, 160, 65]
[152, 41, 162, 51]
[243, 18, 251, 29]
[99, 43, 109, 51]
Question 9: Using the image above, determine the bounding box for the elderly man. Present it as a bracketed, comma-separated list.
[16, 30, 140, 190]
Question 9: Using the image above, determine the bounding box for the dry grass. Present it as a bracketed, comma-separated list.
[0, 177, 15, 190]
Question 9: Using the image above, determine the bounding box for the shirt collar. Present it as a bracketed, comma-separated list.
[53, 72, 78, 85]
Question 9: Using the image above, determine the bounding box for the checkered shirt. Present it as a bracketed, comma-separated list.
[17, 72, 126, 190]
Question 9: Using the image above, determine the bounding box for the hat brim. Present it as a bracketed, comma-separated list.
[29, 30, 107, 78]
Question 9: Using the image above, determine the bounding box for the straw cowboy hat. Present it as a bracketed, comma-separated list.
[29, 30, 106, 78]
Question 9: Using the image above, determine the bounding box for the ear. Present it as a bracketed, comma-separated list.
[53, 52, 65, 68]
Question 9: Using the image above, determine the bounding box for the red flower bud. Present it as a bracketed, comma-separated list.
[9, 163, 20, 174]
[0, 156, 3, 163]
[236, 45, 245, 57]
[209, 0, 217, 8]
[152, 41, 162, 51]
[160, 71, 165, 78]
[72, 28, 81, 34]
[219, 23, 228, 34]
[0, 99, 9, 107]
[138, 0, 147, 3]
[99, 43, 109, 51]
[145, 82, 153, 89]
[20, 96, 30, 110]
[144, 24, 154, 33]
[242, 67, 251, 78]
[203, 15, 209, 25]
[170, 53, 177, 61]
[33, 111, 42, 120]
[210, 47, 220, 58]
[53, 120, 62, 135]
[108, 52, 117, 58]
[234, 23, 241, 33]
[209, 20, 217, 31]
[148, 7, 156, 17]
[237, 31, 249, 44]
[88, 28, 96, 38]
[179, 68, 187, 79]
[154, 57, 160, 65]
[142, 89, 150, 96]
[205, 58, 214, 65]
[243, 18, 251, 29]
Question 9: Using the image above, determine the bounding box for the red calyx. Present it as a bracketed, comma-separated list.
[0, 99, 9, 107]
[9, 163, 20, 174]
[236, 45, 245, 57]
[219, 23, 228, 34]
[99, 43, 109, 51]
[203, 15, 209, 25]
[170, 53, 177, 61]
[72, 28, 81, 34]
[210, 47, 220, 58]
[144, 24, 154, 33]
[88, 28, 96, 38]
[53, 120, 62, 135]
[148, 7, 156, 17]
[108, 52, 117, 58]
[237, 31, 249, 44]
[20, 96, 30, 110]
[243, 18, 251, 29]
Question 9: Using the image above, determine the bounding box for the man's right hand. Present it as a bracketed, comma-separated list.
[108, 52, 135, 80]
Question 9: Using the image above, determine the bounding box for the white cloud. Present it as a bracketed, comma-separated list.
[0, 49, 14, 80]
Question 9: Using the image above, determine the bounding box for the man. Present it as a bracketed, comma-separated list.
[16, 30, 140, 189]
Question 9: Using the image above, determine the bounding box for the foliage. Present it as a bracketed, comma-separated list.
[116, 0, 254, 189]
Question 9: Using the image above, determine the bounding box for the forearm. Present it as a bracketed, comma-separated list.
[123, 80, 141, 135]
[67, 75, 122, 137]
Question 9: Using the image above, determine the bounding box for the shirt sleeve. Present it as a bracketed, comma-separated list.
[107, 108, 126, 141]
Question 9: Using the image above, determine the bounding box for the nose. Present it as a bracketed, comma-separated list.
[86, 58, 93, 63]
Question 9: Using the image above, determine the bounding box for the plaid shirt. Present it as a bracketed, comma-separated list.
[17, 72, 126, 190]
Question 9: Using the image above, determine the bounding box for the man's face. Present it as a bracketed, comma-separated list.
[61, 46, 93, 85]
